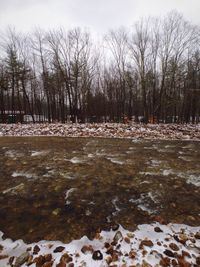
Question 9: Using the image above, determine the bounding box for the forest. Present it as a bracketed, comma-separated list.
[0, 11, 200, 124]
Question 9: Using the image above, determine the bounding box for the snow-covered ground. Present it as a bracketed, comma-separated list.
[0, 123, 199, 140]
[0, 223, 200, 267]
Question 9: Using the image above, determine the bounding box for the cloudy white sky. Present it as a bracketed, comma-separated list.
[0, 0, 200, 34]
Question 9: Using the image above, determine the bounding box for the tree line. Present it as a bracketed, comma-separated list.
[0, 11, 200, 124]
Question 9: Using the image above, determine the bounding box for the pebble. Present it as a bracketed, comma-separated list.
[113, 231, 123, 243]
[92, 250, 103, 260]
[53, 246, 65, 253]
[14, 252, 30, 267]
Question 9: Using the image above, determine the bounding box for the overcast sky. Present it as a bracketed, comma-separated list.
[0, 0, 200, 34]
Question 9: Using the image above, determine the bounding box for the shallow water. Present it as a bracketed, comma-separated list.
[0, 137, 200, 243]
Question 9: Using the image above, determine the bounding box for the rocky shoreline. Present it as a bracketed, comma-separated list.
[0, 223, 200, 267]
[0, 123, 200, 140]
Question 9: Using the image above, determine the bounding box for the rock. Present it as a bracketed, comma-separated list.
[194, 232, 200, 239]
[56, 262, 66, 267]
[113, 231, 123, 243]
[33, 245, 40, 254]
[111, 252, 118, 262]
[81, 245, 94, 254]
[42, 262, 53, 267]
[14, 252, 30, 267]
[0, 255, 8, 260]
[171, 259, 178, 266]
[124, 237, 130, 244]
[177, 258, 190, 267]
[52, 208, 61, 216]
[104, 242, 110, 249]
[153, 216, 165, 224]
[181, 251, 190, 259]
[179, 234, 188, 244]
[92, 250, 103, 260]
[129, 250, 136, 259]
[169, 243, 179, 251]
[139, 239, 154, 249]
[33, 255, 46, 267]
[106, 255, 112, 265]
[164, 249, 175, 258]
[106, 246, 114, 255]
[159, 257, 171, 267]
[44, 254, 52, 262]
[9, 256, 15, 266]
[196, 257, 200, 265]
[111, 224, 119, 231]
[27, 255, 33, 266]
[60, 253, 73, 263]
[127, 232, 134, 238]
[142, 260, 153, 267]
[154, 226, 163, 233]
[53, 246, 65, 253]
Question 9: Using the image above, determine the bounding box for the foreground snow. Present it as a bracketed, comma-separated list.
[0, 223, 200, 267]
[0, 123, 199, 140]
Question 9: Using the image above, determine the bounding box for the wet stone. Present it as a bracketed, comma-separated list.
[33, 245, 40, 254]
[14, 252, 30, 267]
[169, 243, 179, 251]
[139, 240, 154, 249]
[164, 249, 175, 258]
[92, 250, 103, 260]
[154, 226, 163, 233]
[113, 231, 123, 243]
[53, 246, 65, 253]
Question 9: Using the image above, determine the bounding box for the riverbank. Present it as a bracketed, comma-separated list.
[0, 123, 200, 140]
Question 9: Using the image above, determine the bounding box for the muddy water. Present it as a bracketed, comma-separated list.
[0, 137, 200, 243]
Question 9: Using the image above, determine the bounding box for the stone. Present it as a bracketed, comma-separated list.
[81, 245, 94, 254]
[127, 232, 134, 238]
[171, 259, 178, 266]
[33, 245, 40, 254]
[92, 250, 103, 260]
[33, 255, 46, 267]
[124, 237, 130, 244]
[169, 243, 179, 251]
[0, 255, 8, 260]
[9, 256, 15, 266]
[194, 232, 200, 239]
[196, 257, 200, 265]
[113, 231, 123, 243]
[142, 260, 153, 267]
[111, 224, 119, 231]
[56, 262, 66, 267]
[164, 249, 175, 258]
[44, 254, 52, 262]
[159, 257, 171, 267]
[14, 252, 30, 267]
[27, 255, 33, 266]
[177, 258, 190, 267]
[111, 252, 118, 262]
[154, 226, 163, 233]
[42, 262, 53, 267]
[139, 239, 154, 249]
[129, 250, 136, 259]
[53, 246, 65, 253]
[181, 250, 191, 258]
[60, 253, 73, 263]
[106, 256, 112, 265]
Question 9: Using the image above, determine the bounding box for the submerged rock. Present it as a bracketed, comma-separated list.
[14, 252, 30, 267]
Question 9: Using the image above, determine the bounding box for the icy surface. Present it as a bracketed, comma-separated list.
[0, 223, 200, 267]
